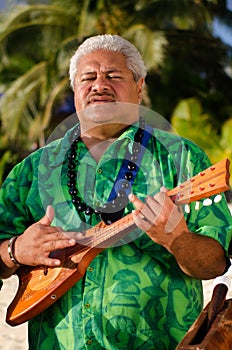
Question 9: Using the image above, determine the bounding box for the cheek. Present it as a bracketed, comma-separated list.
[74, 88, 85, 110]
[129, 88, 142, 104]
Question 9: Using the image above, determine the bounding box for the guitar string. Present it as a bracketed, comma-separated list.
[64, 157, 223, 259]
[68, 177, 219, 253]
[75, 213, 135, 249]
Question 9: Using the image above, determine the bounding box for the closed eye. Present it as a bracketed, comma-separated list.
[81, 76, 95, 82]
[108, 75, 123, 80]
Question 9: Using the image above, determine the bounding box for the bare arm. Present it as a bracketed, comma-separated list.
[168, 229, 226, 279]
[129, 190, 227, 280]
[0, 206, 76, 279]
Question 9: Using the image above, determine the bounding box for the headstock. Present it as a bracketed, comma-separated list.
[167, 158, 230, 205]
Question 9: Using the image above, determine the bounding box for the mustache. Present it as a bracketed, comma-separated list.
[87, 92, 115, 103]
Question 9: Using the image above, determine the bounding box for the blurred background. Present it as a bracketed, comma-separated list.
[0, 2, 231, 349]
[0, 0, 232, 201]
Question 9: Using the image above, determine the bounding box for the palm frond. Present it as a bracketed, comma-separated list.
[124, 25, 168, 70]
[0, 62, 47, 142]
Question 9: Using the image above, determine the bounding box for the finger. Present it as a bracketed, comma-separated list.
[40, 256, 62, 267]
[39, 205, 54, 226]
[63, 231, 84, 241]
[42, 236, 76, 254]
[129, 194, 157, 222]
[129, 193, 153, 216]
[146, 196, 160, 212]
[128, 193, 144, 211]
[132, 210, 153, 232]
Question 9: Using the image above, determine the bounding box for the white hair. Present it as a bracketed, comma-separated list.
[69, 34, 147, 90]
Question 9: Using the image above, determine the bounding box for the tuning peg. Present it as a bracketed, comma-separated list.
[214, 194, 222, 203]
[203, 198, 213, 206]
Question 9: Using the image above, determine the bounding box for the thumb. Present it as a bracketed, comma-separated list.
[39, 205, 54, 226]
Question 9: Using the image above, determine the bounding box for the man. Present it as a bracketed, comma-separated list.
[0, 34, 231, 349]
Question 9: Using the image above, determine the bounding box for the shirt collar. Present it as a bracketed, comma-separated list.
[46, 119, 141, 167]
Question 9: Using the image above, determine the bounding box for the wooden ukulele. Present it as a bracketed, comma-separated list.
[6, 158, 231, 326]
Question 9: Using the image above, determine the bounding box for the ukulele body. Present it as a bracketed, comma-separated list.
[7, 244, 103, 326]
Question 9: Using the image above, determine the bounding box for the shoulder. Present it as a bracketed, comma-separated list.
[149, 128, 211, 179]
[152, 128, 209, 159]
[2, 137, 65, 188]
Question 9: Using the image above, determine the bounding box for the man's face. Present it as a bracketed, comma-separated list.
[73, 50, 144, 116]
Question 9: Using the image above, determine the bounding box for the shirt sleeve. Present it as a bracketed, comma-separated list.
[0, 155, 42, 239]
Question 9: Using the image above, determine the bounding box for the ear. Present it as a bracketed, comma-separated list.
[137, 78, 144, 103]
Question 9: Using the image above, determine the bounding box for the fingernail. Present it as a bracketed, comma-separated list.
[128, 193, 134, 201]
[69, 239, 76, 245]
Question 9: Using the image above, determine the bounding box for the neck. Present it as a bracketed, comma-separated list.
[78, 104, 140, 141]
[80, 123, 130, 142]
[80, 125, 125, 163]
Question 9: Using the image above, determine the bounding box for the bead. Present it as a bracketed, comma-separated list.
[77, 203, 86, 211]
[68, 170, 75, 178]
[67, 118, 146, 217]
[132, 144, 140, 153]
[121, 180, 130, 189]
[110, 200, 117, 209]
[68, 162, 76, 169]
[117, 189, 126, 198]
[124, 172, 133, 180]
[72, 196, 81, 204]
[134, 132, 143, 142]
[68, 153, 76, 160]
[130, 155, 138, 162]
[67, 180, 76, 187]
[69, 187, 77, 195]
[127, 162, 136, 171]
[70, 142, 78, 150]
[85, 207, 94, 215]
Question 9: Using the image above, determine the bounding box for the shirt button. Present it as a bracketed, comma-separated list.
[85, 303, 90, 308]
[97, 168, 103, 174]
[88, 267, 94, 272]
[87, 340, 92, 345]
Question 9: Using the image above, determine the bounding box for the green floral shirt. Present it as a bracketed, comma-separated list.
[0, 123, 231, 350]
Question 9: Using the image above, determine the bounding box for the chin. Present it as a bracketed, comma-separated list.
[80, 102, 139, 126]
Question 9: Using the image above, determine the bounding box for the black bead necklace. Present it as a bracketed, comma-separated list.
[67, 118, 146, 224]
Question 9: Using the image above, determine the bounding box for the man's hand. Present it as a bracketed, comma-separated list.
[129, 189, 227, 279]
[0, 206, 78, 278]
[128, 188, 188, 252]
[14, 206, 76, 267]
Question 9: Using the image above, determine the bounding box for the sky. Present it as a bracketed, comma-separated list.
[0, 0, 21, 11]
[0, 0, 7, 10]
[212, 0, 232, 47]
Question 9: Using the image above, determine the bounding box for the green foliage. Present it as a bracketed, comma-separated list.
[0, 0, 232, 186]
[171, 97, 232, 187]
[0, 150, 12, 185]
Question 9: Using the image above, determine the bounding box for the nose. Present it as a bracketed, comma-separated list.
[91, 75, 110, 93]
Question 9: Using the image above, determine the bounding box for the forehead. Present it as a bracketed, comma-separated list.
[77, 50, 129, 73]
